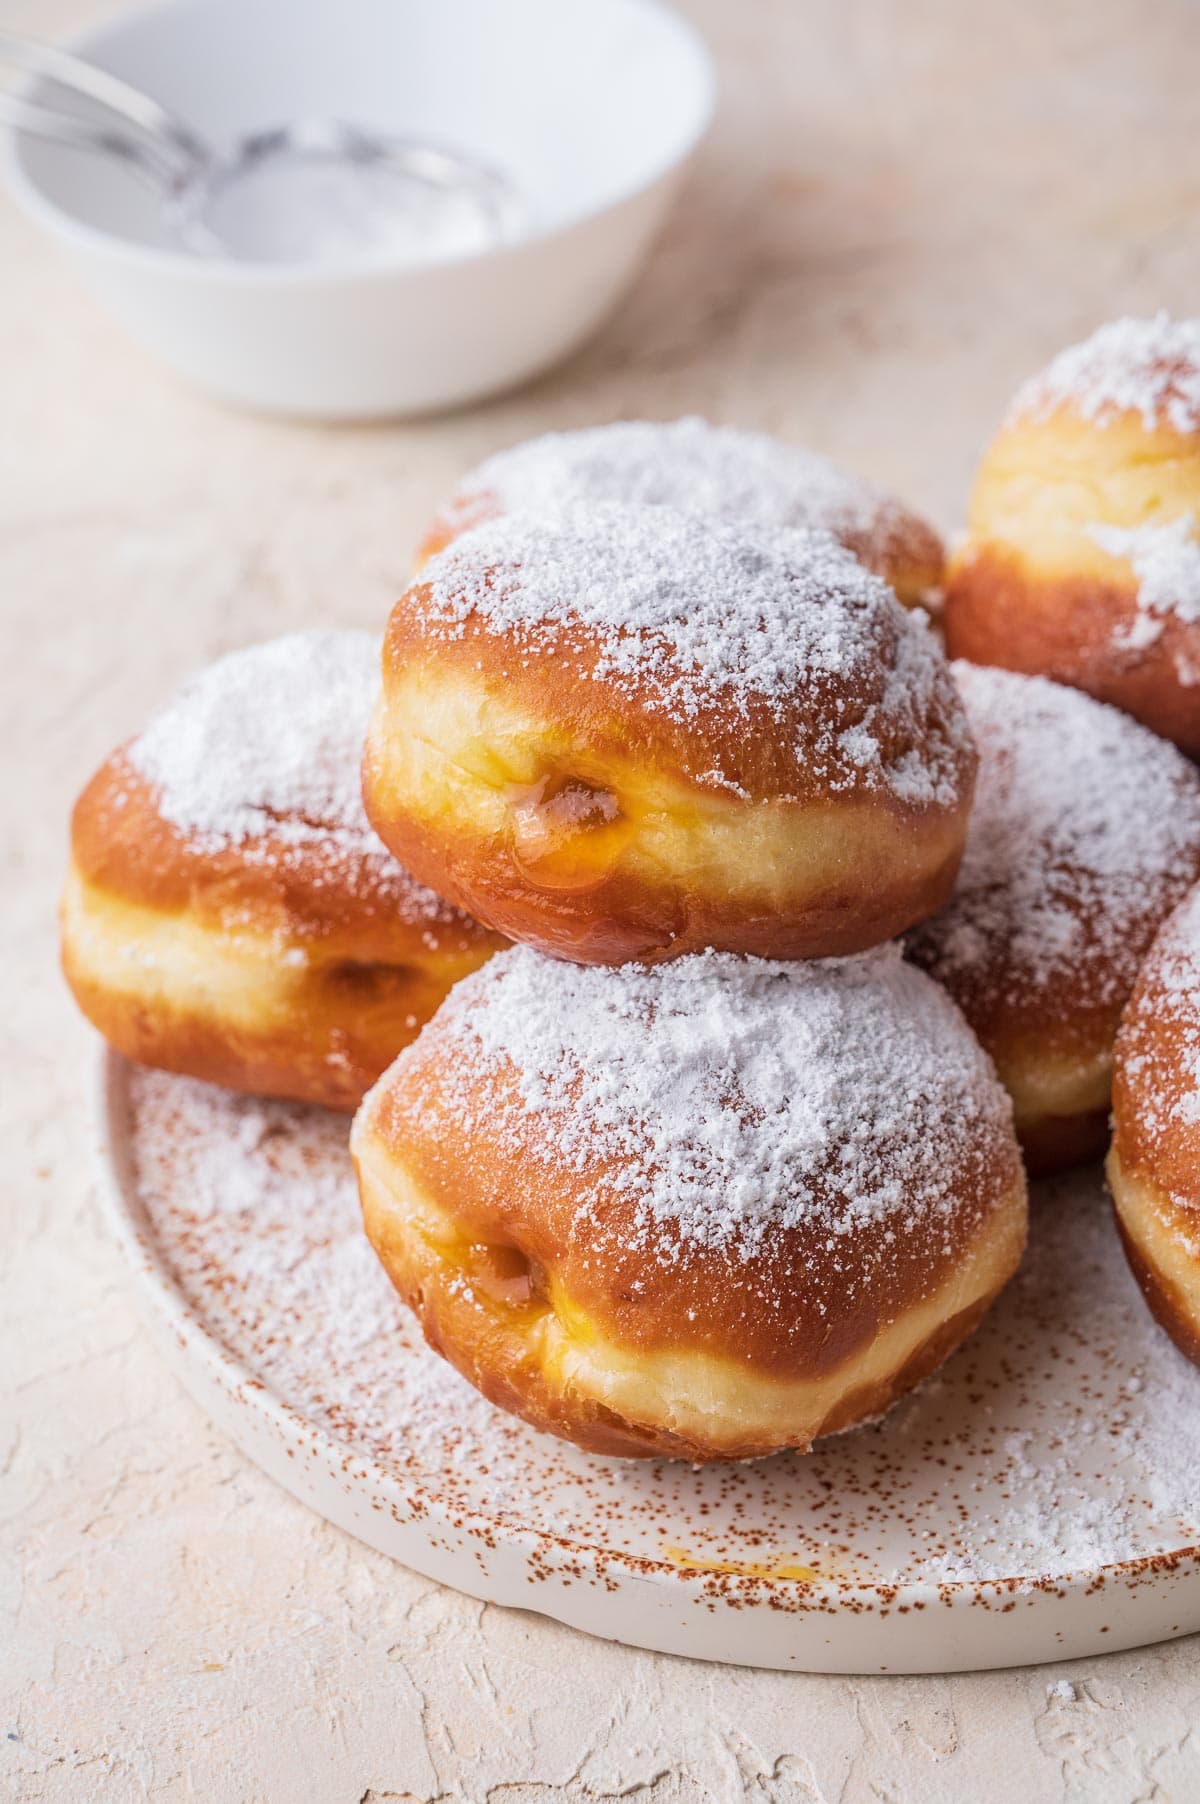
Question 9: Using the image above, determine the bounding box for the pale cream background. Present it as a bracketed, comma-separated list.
[5, 2, 1200, 1799]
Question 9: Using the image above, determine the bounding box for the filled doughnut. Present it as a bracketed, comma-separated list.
[353, 943, 1027, 1460]
[364, 506, 977, 965]
[945, 314, 1200, 755]
[416, 416, 944, 607]
[62, 631, 504, 1111]
[906, 664, 1200, 1174]
[1109, 885, 1200, 1365]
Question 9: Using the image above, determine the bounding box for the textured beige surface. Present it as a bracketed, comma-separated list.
[5, 1, 1200, 1799]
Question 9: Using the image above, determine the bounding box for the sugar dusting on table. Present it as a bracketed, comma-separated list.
[394, 943, 1014, 1266]
[1011, 313, 1200, 433]
[907, 664, 1200, 1010]
[127, 1065, 1200, 1586]
[414, 506, 969, 805]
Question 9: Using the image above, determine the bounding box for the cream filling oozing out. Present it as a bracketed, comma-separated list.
[368, 666, 960, 908]
[353, 1125, 1028, 1454]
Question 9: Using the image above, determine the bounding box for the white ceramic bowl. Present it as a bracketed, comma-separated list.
[5, 0, 714, 418]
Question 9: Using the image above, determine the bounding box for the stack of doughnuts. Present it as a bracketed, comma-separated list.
[65, 380, 1200, 1461]
[356, 490, 1029, 1459]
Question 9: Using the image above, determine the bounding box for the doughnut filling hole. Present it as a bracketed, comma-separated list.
[353, 945, 1027, 1461]
[507, 771, 623, 882]
[365, 508, 977, 963]
[368, 665, 965, 934]
[357, 1140, 1027, 1458]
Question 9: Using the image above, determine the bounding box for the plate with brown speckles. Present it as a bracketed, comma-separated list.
[96, 1050, 1200, 1674]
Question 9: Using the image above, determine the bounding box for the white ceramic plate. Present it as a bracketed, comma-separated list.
[97, 1050, 1200, 1674]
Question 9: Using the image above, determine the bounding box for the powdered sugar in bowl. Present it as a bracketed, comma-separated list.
[4, 0, 714, 417]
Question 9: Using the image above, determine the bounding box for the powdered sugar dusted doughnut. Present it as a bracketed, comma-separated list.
[907, 664, 1200, 1173]
[63, 632, 504, 1111]
[1109, 885, 1200, 1365]
[1010, 315, 1200, 432]
[946, 315, 1200, 754]
[417, 416, 944, 606]
[365, 506, 977, 965]
[352, 943, 1027, 1461]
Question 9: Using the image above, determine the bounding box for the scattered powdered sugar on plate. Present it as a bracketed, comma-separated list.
[415, 505, 968, 804]
[123, 1064, 1200, 1586]
[128, 1072, 461, 1444]
[1009, 313, 1200, 434]
[410, 942, 1014, 1264]
[907, 665, 1200, 1009]
[1086, 515, 1200, 681]
[126, 630, 462, 925]
[447, 416, 934, 573]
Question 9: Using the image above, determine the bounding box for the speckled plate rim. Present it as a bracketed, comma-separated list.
[94, 1047, 1200, 1674]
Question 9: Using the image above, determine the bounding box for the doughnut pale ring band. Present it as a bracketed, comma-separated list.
[907, 664, 1200, 1174]
[415, 416, 945, 607]
[62, 633, 504, 1112]
[365, 506, 977, 966]
[1109, 886, 1200, 1366]
[945, 315, 1200, 756]
[353, 945, 1027, 1461]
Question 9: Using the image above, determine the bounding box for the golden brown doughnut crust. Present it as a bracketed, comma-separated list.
[946, 547, 1200, 756]
[945, 319, 1200, 755]
[1111, 1198, 1200, 1369]
[366, 508, 976, 965]
[353, 947, 1027, 1460]
[413, 418, 945, 606]
[1108, 885, 1200, 1365]
[905, 664, 1200, 1175]
[65, 759, 501, 1110]
[71, 753, 426, 953]
[62, 635, 505, 1111]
